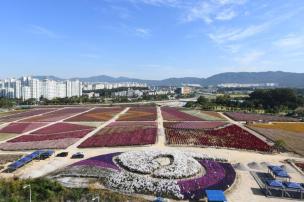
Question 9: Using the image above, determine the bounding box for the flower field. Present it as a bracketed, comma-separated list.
[224, 112, 298, 122]
[20, 107, 90, 122]
[0, 108, 57, 122]
[247, 123, 304, 155]
[164, 121, 227, 129]
[165, 125, 271, 152]
[66, 107, 123, 122]
[181, 110, 227, 121]
[0, 122, 48, 134]
[78, 122, 157, 148]
[161, 107, 203, 121]
[0, 123, 94, 150]
[55, 150, 235, 200]
[117, 107, 157, 121]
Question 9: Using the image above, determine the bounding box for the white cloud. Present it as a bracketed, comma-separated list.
[215, 9, 236, 20]
[29, 25, 62, 39]
[135, 28, 151, 37]
[209, 23, 269, 43]
[274, 34, 304, 49]
[183, 0, 246, 24]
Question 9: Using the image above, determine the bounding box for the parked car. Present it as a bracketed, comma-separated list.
[71, 152, 84, 159]
[56, 152, 68, 157]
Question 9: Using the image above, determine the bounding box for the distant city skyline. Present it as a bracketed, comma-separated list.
[1, 0, 304, 79]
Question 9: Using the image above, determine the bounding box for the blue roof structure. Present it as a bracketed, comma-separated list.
[268, 165, 284, 172]
[206, 190, 227, 202]
[8, 150, 54, 170]
[273, 170, 290, 178]
[266, 180, 284, 188]
[284, 182, 303, 189]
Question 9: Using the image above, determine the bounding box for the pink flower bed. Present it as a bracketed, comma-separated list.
[21, 107, 90, 122]
[161, 107, 203, 121]
[0, 108, 57, 122]
[31, 122, 93, 134]
[0, 122, 47, 134]
[78, 122, 157, 148]
[165, 124, 272, 152]
[163, 121, 228, 129]
[8, 130, 92, 143]
[224, 112, 298, 122]
[0, 138, 80, 150]
[0, 123, 94, 150]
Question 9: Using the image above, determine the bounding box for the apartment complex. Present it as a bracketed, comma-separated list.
[83, 82, 147, 91]
[0, 76, 82, 100]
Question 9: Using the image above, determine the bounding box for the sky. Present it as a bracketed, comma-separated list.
[0, 0, 304, 80]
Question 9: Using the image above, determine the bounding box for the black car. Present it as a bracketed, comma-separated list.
[71, 152, 84, 159]
[56, 152, 69, 157]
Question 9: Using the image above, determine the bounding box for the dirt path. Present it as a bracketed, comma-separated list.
[154, 106, 166, 148]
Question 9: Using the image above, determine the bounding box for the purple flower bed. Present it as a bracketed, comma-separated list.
[72, 152, 122, 171]
[177, 160, 236, 200]
[161, 107, 203, 121]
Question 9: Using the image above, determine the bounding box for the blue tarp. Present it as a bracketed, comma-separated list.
[284, 182, 303, 189]
[273, 170, 290, 178]
[266, 180, 284, 188]
[268, 165, 284, 172]
[206, 190, 227, 202]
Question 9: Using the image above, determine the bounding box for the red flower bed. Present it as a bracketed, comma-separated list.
[165, 125, 271, 152]
[161, 107, 203, 121]
[8, 130, 92, 142]
[21, 107, 90, 122]
[0, 108, 57, 122]
[224, 112, 298, 122]
[78, 122, 157, 148]
[163, 121, 227, 129]
[31, 123, 93, 134]
[66, 107, 123, 122]
[117, 107, 157, 121]
[0, 122, 47, 134]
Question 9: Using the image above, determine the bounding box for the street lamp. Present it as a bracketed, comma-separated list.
[92, 196, 100, 202]
[23, 184, 32, 202]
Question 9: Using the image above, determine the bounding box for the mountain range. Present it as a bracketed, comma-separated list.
[34, 71, 304, 88]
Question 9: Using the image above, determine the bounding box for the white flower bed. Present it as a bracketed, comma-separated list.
[116, 150, 202, 179]
[105, 171, 183, 199]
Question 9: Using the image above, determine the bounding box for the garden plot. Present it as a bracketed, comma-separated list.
[78, 122, 157, 148]
[0, 108, 57, 122]
[20, 107, 90, 122]
[0, 122, 48, 134]
[65, 107, 123, 122]
[161, 107, 203, 121]
[165, 124, 271, 152]
[53, 150, 235, 200]
[117, 107, 157, 121]
[0, 123, 94, 150]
